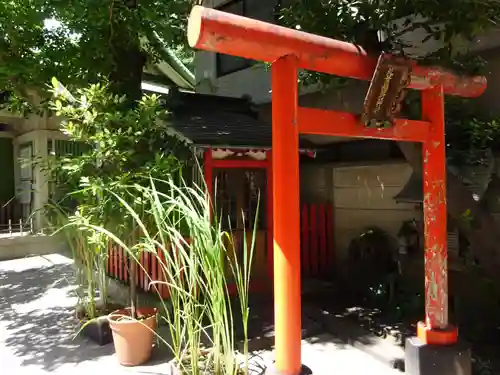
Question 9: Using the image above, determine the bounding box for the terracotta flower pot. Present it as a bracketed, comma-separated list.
[108, 307, 158, 366]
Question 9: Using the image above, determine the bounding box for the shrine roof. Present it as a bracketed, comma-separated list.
[169, 110, 271, 147]
[167, 91, 316, 148]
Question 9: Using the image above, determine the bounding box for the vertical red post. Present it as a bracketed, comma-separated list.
[418, 85, 457, 345]
[272, 54, 302, 375]
[158, 246, 167, 298]
[152, 250, 158, 292]
[301, 204, 310, 277]
[204, 148, 214, 210]
[135, 253, 139, 286]
[144, 251, 150, 291]
[139, 251, 145, 290]
[118, 247, 123, 281]
[309, 204, 318, 277]
[326, 204, 334, 270]
[108, 245, 113, 276]
[106, 244, 110, 274]
[266, 150, 274, 281]
[114, 246, 118, 278]
[121, 251, 125, 281]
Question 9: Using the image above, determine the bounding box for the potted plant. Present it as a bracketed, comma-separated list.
[44, 201, 118, 346]
[62, 192, 158, 362]
[107, 227, 158, 366]
[58, 209, 120, 345]
[47, 78, 197, 366]
[116, 176, 257, 375]
[74, 228, 118, 346]
[58, 187, 159, 364]
[87, 173, 258, 372]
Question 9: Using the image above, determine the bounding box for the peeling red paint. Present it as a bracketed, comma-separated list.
[297, 108, 430, 142]
[422, 85, 449, 329]
[185, 4, 487, 357]
[188, 6, 487, 98]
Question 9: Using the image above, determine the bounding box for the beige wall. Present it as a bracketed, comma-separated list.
[0, 105, 67, 232]
[194, 0, 321, 103]
[0, 110, 61, 135]
[332, 162, 416, 259]
[196, 59, 272, 103]
[194, 0, 273, 102]
[300, 160, 417, 260]
[300, 161, 417, 261]
[11, 127, 67, 231]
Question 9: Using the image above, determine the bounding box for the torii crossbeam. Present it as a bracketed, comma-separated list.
[187, 6, 487, 375]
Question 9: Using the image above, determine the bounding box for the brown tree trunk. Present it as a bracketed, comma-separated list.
[108, 0, 146, 106]
[398, 142, 500, 281]
[129, 255, 137, 319]
[108, 0, 146, 318]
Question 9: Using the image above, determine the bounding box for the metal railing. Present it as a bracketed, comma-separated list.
[0, 200, 33, 237]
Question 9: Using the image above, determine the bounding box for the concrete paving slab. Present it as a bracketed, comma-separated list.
[301, 334, 400, 375]
[248, 334, 401, 375]
[303, 305, 406, 369]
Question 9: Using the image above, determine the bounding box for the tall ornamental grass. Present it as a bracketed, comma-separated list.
[47, 204, 110, 320]
[78, 175, 257, 375]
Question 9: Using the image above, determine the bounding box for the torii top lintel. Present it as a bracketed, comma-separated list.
[187, 6, 487, 98]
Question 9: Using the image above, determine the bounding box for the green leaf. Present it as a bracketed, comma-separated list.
[51, 77, 60, 89]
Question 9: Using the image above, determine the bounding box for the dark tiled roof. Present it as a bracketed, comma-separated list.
[166, 91, 317, 149]
[167, 91, 271, 147]
[170, 110, 272, 147]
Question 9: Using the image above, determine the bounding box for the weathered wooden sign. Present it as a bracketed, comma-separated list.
[361, 52, 412, 128]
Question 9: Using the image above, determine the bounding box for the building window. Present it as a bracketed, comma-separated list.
[215, 0, 278, 77]
[18, 142, 33, 220]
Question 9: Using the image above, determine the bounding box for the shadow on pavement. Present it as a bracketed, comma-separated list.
[0, 256, 403, 374]
[0, 257, 115, 371]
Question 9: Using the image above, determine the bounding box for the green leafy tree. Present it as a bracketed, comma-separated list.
[1, 0, 199, 320]
[277, 0, 497, 89]
[0, 0, 196, 110]
[47, 78, 191, 318]
[280, 0, 499, 69]
[49, 78, 190, 222]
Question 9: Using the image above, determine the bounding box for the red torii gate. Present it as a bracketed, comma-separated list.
[187, 6, 487, 375]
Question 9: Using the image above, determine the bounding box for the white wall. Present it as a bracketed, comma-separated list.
[14, 129, 66, 231]
[196, 55, 273, 103]
[299, 160, 418, 261]
[194, 0, 321, 103]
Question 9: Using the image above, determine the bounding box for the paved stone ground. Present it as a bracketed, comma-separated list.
[0, 253, 399, 375]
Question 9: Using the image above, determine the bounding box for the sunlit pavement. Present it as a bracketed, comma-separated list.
[0, 254, 399, 374]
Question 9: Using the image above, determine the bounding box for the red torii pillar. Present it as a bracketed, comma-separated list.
[188, 6, 487, 375]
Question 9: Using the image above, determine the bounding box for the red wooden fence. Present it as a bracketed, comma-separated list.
[300, 203, 334, 278]
[106, 244, 172, 299]
[105, 203, 335, 298]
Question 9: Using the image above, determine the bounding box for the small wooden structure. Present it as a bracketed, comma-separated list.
[167, 90, 336, 288]
[203, 147, 334, 286]
[187, 6, 486, 375]
[105, 91, 335, 297]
